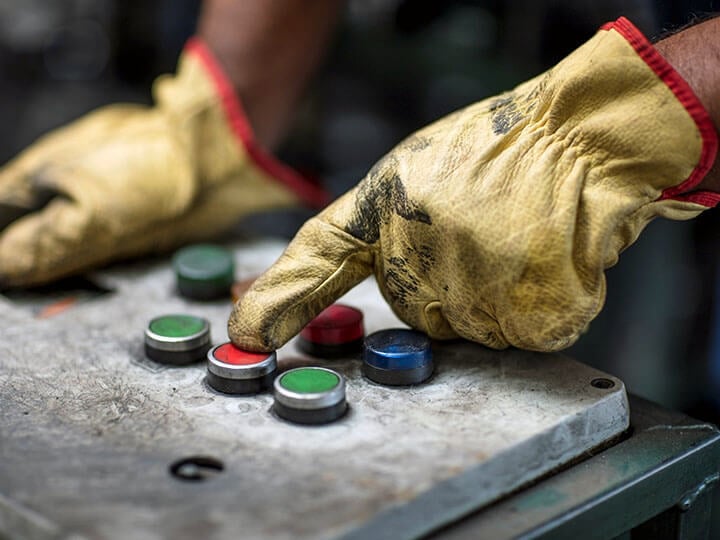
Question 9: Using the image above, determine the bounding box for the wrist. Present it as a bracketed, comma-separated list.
[197, 0, 342, 150]
[178, 38, 331, 209]
[653, 17, 720, 191]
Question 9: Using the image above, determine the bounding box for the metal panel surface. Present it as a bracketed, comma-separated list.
[0, 238, 630, 540]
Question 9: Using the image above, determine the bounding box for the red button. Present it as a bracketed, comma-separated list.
[212, 343, 270, 365]
[300, 304, 364, 345]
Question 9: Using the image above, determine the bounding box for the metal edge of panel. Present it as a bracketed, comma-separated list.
[424, 395, 720, 540]
[335, 380, 632, 540]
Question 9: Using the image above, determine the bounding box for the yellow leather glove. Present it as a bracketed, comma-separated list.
[0, 38, 328, 287]
[229, 17, 719, 353]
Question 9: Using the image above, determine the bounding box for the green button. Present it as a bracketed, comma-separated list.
[173, 244, 235, 300]
[149, 314, 207, 338]
[173, 244, 234, 283]
[279, 368, 339, 394]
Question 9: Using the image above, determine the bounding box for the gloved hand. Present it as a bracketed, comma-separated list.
[229, 17, 719, 353]
[0, 38, 328, 287]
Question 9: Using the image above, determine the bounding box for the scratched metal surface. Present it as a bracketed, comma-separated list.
[0, 238, 629, 540]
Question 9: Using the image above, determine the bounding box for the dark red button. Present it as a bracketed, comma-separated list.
[300, 304, 364, 345]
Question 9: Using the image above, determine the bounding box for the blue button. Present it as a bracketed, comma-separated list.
[363, 329, 432, 370]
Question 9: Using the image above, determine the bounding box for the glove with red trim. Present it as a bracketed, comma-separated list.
[229, 17, 719, 353]
[0, 39, 328, 287]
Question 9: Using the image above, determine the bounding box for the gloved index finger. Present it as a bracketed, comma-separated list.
[228, 214, 374, 352]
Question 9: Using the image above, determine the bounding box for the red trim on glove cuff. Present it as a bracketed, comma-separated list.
[184, 37, 330, 209]
[601, 17, 720, 208]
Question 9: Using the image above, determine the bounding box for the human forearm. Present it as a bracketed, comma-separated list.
[654, 17, 720, 191]
[198, 0, 343, 150]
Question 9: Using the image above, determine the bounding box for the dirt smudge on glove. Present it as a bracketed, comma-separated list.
[345, 156, 431, 244]
[384, 256, 420, 308]
[489, 95, 524, 135]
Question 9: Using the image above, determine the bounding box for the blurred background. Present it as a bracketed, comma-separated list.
[1, 0, 719, 522]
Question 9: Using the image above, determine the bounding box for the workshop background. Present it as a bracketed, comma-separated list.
[0, 0, 719, 532]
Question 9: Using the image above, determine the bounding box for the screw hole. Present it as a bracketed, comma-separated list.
[169, 456, 224, 482]
[591, 378, 615, 389]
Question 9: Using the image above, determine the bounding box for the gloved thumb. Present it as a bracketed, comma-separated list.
[228, 200, 374, 352]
